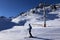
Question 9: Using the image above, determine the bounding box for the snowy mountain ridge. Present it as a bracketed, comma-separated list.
[12, 3, 60, 27]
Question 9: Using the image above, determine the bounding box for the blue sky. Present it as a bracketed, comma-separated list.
[0, 0, 60, 17]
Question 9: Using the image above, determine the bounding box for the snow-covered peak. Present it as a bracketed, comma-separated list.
[12, 3, 60, 27]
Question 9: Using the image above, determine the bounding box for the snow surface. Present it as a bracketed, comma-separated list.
[0, 4, 60, 40]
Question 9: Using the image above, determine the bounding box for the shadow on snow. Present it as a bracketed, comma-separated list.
[30, 36, 53, 40]
[0, 19, 26, 31]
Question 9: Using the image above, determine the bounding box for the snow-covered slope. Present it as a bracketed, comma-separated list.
[0, 3, 60, 40]
[12, 3, 60, 27]
[0, 19, 60, 40]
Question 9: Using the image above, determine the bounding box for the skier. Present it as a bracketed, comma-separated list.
[28, 24, 33, 38]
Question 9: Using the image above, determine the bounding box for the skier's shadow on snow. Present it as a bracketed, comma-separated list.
[31, 36, 53, 40]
